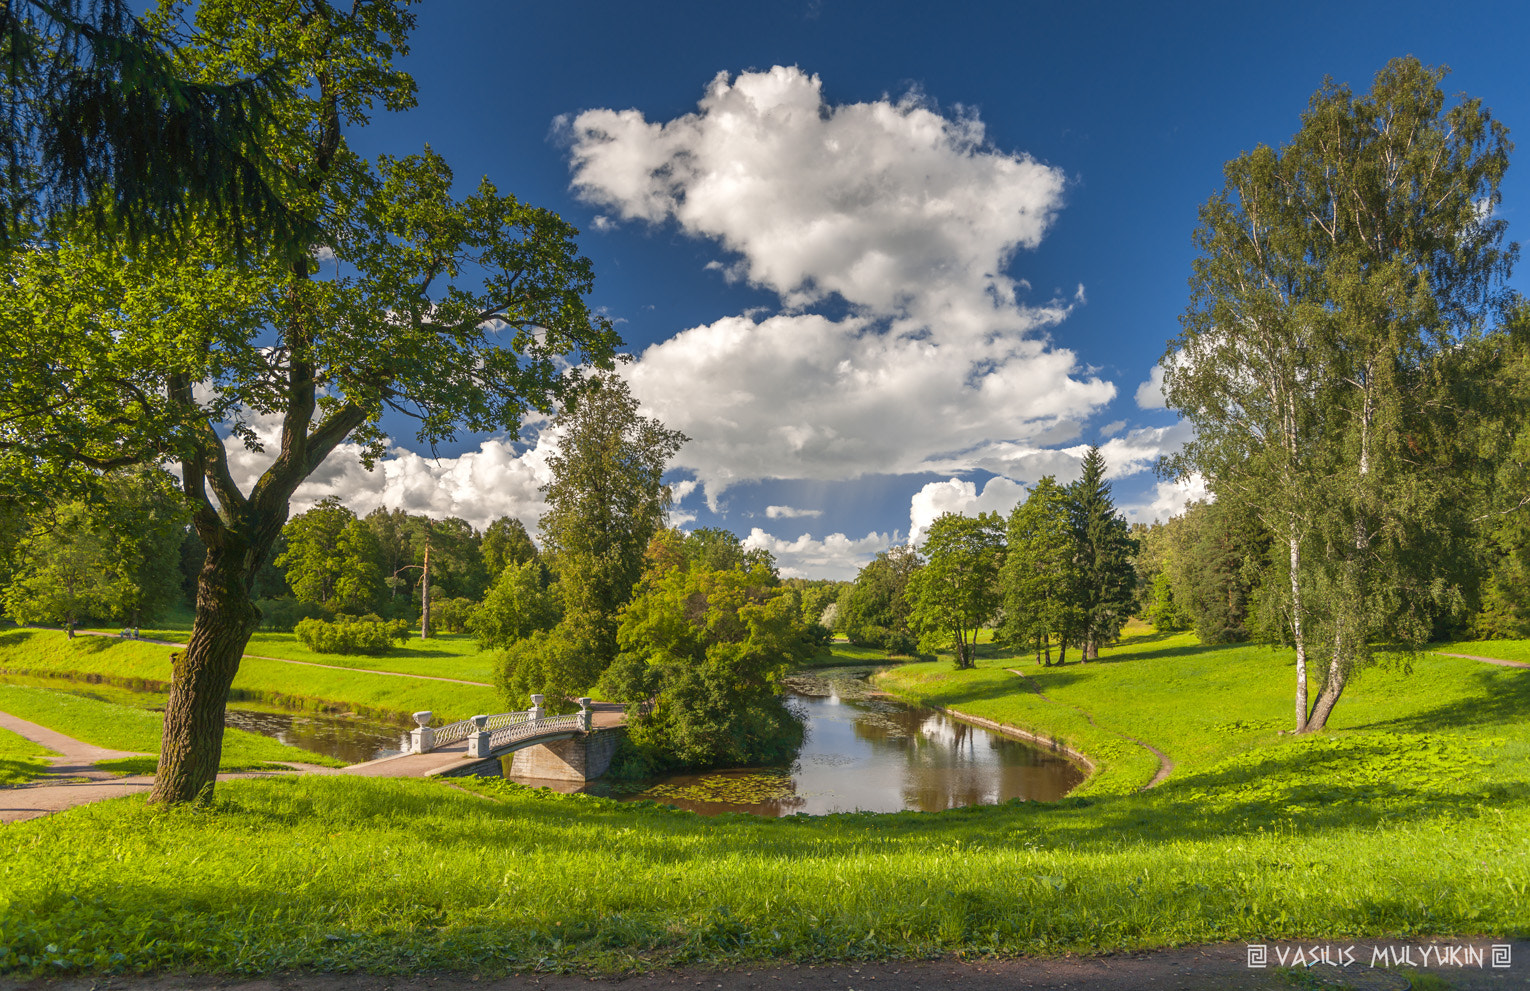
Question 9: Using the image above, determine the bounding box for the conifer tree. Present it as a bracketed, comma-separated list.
[1067, 448, 1138, 660]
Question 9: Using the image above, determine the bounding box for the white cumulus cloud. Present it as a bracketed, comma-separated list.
[1135, 364, 1167, 410]
[567, 66, 1117, 502]
[908, 476, 1029, 543]
[222, 411, 556, 534]
[765, 505, 823, 519]
[742, 527, 894, 580]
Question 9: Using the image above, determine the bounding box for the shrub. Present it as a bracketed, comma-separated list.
[294, 617, 396, 656]
[256, 598, 329, 632]
[430, 596, 479, 634]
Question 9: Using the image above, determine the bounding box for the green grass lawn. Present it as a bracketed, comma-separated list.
[0, 684, 344, 771]
[0, 629, 501, 723]
[0, 624, 1525, 976]
[0, 723, 53, 787]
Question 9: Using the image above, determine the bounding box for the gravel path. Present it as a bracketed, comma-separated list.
[1435, 651, 1530, 670]
[7, 940, 1525, 990]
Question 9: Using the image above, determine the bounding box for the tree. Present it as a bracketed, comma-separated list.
[536, 373, 685, 670]
[2, 469, 186, 631]
[470, 559, 559, 651]
[597, 549, 812, 773]
[3, 503, 121, 634]
[907, 512, 1004, 669]
[0, 0, 621, 804]
[1163, 499, 1271, 644]
[1001, 476, 1082, 664]
[1164, 57, 1513, 732]
[841, 545, 923, 652]
[276, 499, 383, 615]
[1068, 447, 1138, 660]
[480, 516, 538, 578]
[0, 0, 304, 255]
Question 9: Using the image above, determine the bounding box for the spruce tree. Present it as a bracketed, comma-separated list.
[1068, 448, 1138, 660]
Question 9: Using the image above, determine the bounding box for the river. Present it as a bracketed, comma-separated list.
[571, 666, 1085, 815]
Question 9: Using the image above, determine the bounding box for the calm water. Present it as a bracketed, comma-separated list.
[569, 667, 1085, 816]
[221, 708, 409, 764]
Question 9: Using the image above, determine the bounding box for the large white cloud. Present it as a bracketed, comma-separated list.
[566, 66, 1117, 503]
[742, 527, 894, 580]
[908, 476, 1028, 544]
[222, 411, 556, 533]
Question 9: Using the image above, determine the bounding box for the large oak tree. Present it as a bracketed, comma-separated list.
[0, 0, 620, 803]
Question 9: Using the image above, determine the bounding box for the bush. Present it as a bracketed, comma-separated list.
[430, 596, 479, 635]
[293, 617, 397, 656]
[256, 598, 329, 632]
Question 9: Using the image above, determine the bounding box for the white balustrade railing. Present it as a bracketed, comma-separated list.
[487, 712, 579, 749]
[411, 696, 596, 756]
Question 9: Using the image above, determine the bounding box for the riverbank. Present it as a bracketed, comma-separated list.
[0, 626, 1525, 976]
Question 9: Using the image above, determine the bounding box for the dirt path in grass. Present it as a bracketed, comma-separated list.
[66, 629, 493, 686]
[0, 709, 336, 824]
[1005, 668, 1176, 790]
[1435, 651, 1530, 670]
[9, 939, 1526, 991]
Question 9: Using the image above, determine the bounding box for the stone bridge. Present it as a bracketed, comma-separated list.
[343, 695, 627, 781]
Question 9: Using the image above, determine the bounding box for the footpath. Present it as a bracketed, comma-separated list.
[0, 710, 335, 824]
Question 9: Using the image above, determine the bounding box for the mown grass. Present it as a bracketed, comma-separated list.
[0, 684, 344, 770]
[0, 630, 500, 723]
[0, 724, 52, 787]
[85, 625, 499, 685]
[0, 625, 1526, 976]
[1432, 638, 1530, 665]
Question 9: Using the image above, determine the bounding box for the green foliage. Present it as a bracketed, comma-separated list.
[495, 625, 599, 712]
[908, 512, 1003, 669]
[1162, 499, 1269, 644]
[427, 597, 477, 635]
[479, 516, 538, 578]
[1165, 57, 1513, 730]
[841, 545, 922, 651]
[276, 499, 384, 614]
[470, 559, 558, 651]
[1001, 476, 1081, 664]
[1067, 447, 1138, 658]
[1, 470, 187, 630]
[597, 552, 813, 774]
[538, 373, 685, 671]
[253, 597, 328, 633]
[293, 617, 401, 657]
[1143, 572, 1189, 633]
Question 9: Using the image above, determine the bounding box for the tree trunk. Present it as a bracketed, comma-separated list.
[419, 536, 431, 640]
[1058, 640, 1068, 665]
[150, 549, 259, 805]
[1288, 529, 1309, 733]
[1303, 648, 1347, 732]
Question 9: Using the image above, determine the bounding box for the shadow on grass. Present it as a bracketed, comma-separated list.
[1345, 666, 1530, 735]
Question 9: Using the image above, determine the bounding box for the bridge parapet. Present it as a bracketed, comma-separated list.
[413, 696, 597, 757]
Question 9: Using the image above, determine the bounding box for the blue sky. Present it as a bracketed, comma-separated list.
[291, 0, 1530, 579]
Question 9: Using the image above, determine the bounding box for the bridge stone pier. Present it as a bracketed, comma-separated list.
[504, 725, 623, 782]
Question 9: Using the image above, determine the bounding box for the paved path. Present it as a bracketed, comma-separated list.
[67, 629, 495, 686]
[1006, 667, 1176, 790]
[0, 710, 346, 824]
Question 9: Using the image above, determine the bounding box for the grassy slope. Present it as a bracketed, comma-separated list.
[86, 625, 499, 684]
[0, 630, 500, 722]
[0, 724, 53, 787]
[0, 626, 1526, 975]
[0, 684, 344, 770]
